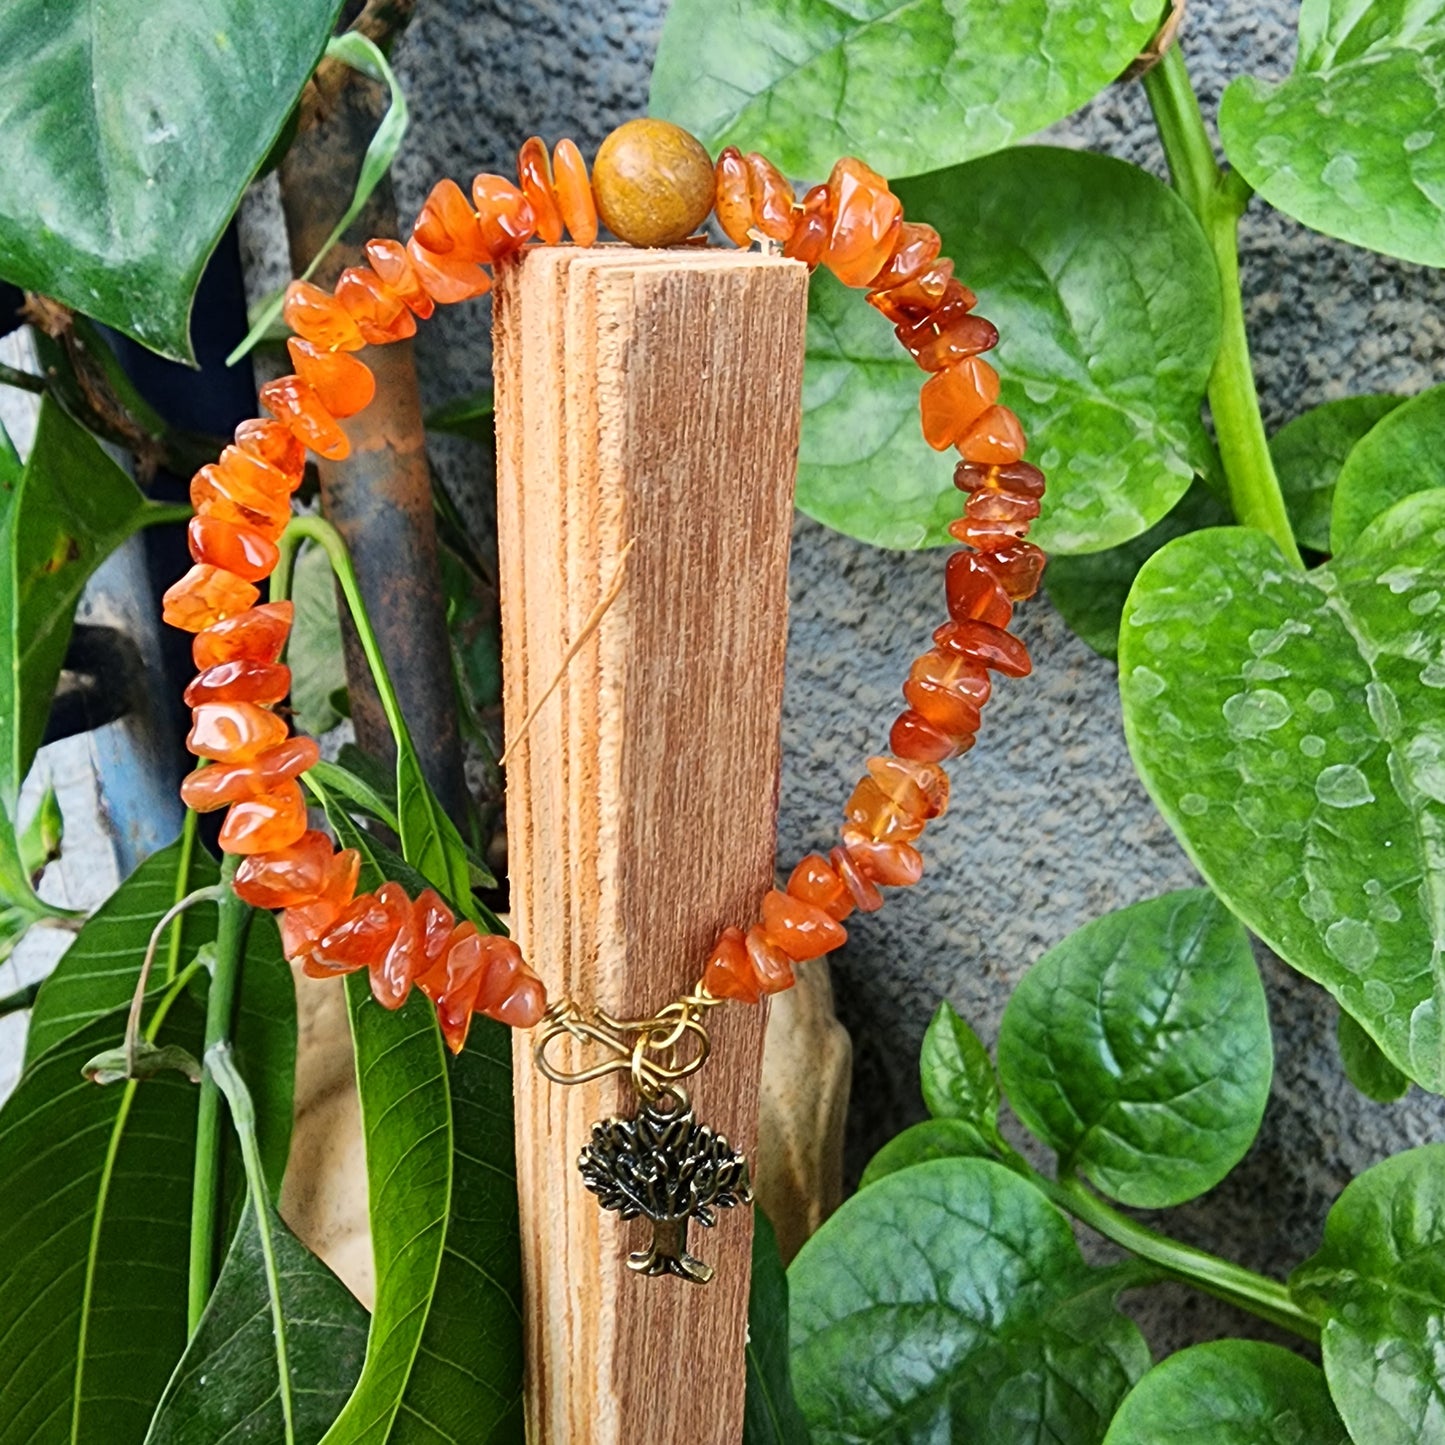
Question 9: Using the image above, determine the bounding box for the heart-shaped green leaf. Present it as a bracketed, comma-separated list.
[997, 889, 1271, 1208]
[1102, 1340, 1349, 1445]
[745, 1211, 810, 1445]
[920, 1000, 1000, 1136]
[650, 0, 1160, 180]
[1331, 381, 1445, 553]
[1291, 1144, 1445, 1445]
[1271, 394, 1403, 554]
[1219, 1, 1445, 267]
[788, 1157, 1148, 1444]
[796, 147, 1219, 553]
[1119, 494, 1445, 1091]
[0, 0, 343, 360]
[290, 544, 347, 738]
[858, 1118, 999, 1188]
[1337, 1009, 1411, 1103]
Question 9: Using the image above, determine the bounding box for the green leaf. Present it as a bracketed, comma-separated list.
[1046, 480, 1230, 659]
[146, 1206, 368, 1445]
[796, 148, 1219, 553]
[308, 759, 400, 835]
[290, 543, 347, 738]
[313, 806, 523, 1444]
[425, 387, 495, 443]
[1337, 1008, 1410, 1103]
[18, 780, 63, 879]
[226, 32, 408, 366]
[998, 889, 1271, 1208]
[744, 1211, 810, 1445]
[81, 1039, 202, 1085]
[1119, 493, 1445, 1091]
[789, 1157, 1148, 1444]
[1291, 1144, 1445, 1445]
[858, 1117, 999, 1188]
[649, 0, 1159, 181]
[1102, 1339, 1349, 1445]
[919, 1001, 999, 1135]
[0, 0, 343, 361]
[0, 995, 205, 1445]
[1219, 1, 1445, 268]
[1271, 394, 1403, 554]
[1331, 381, 1445, 553]
[396, 738, 485, 906]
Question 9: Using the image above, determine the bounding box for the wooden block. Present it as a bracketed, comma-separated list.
[493, 245, 809, 1444]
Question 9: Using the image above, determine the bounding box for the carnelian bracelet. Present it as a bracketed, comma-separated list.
[160, 117, 1046, 1279]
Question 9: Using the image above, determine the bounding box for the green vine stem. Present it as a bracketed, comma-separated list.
[1144, 45, 1305, 570]
[187, 857, 251, 1332]
[165, 803, 201, 983]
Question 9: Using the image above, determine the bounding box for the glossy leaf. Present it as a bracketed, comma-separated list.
[858, 1118, 999, 1188]
[1337, 1009, 1410, 1103]
[1271, 394, 1402, 553]
[308, 758, 400, 835]
[1102, 1340, 1348, 1445]
[649, 0, 1159, 180]
[1220, 1, 1445, 268]
[0, 0, 343, 360]
[1331, 381, 1445, 553]
[1119, 494, 1445, 1090]
[789, 1157, 1148, 1444]
[0, 997, 204, 1445]
[744, 1211, 810, 1445]
[998, 889, 1271, 1207]
[315, 809, 523, 1444]
[425, 387, 495, 443]
[1292, 1144, 1445, 1445]
[1046, 480, 1230, 659]
[290, 542, 347, 737]
[797, 148, 1219, 553]
[919, 1001, 999, 1136]
[396, 737, 487, 905]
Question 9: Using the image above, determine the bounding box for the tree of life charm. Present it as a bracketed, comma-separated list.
[577, 1093, 752, 1284]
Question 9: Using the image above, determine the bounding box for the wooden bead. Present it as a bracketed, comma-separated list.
[183, 658, 290, 708]
[552, 138, 599, 246]
[192, 460, 290, 540]
[714, 147, 753, 247]
[217, 780, 308, 855]
[286, 337, 376, 418]
[760, 888, 847, 960]
[518, 136, 564, 245]
[783, 184, 832, 269]
[186, 700, 290, 761]
[232, 829, 336, 909]
[259, 375, 350, 461]
[334, 266, 417, 345]
[282, 280, 364, 352]
[591, 118, 715, 247]
[162, 564, 259, 632]
[822, 156, 902, 287]
[743, 151, 794, 242]
[364, 238, 437, 319]
[945, 550, 1014, 628]
[867, 260, 957, 325]
[920, 358, 1000, 451]
[187, 516, 279, 584]
[840, 831, 924, 888]
[870, 223, 941, 291]
[405, 237, 492, 304]
[470, 173, 537, 258]
[786, 853, 853, 922]
[744, 924, 796, 994]
[844, 775, 926, 844]
[192, 601, 293, 670]
[829, 844, 884, 913]
[959, 404, 1026, 464]
[414, 177, 488, 261]
[933, 619, 1032, 677]
[234, 419, 305, 488]
[865, 754, 949, 822]
[889, 708, 972, 763]
[703, 925, 763, 1003]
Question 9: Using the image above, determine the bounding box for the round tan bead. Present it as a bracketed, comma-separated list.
[591, 118, 716, 247]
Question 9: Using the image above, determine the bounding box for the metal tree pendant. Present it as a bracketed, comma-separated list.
[578, 1095, 752, 1284]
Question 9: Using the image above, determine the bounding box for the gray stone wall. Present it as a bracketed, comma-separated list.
[255, 0, 1445, 1355]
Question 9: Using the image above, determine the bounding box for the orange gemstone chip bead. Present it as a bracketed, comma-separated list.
[163, 565, 259, 632]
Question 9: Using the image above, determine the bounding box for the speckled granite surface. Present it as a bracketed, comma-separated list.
[232, 0, 1445, 1353]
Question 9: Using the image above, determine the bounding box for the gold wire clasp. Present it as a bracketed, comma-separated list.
[534, 983, 723, 1100]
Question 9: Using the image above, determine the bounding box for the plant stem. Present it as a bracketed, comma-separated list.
[166, 804, 201, 984]
[187, 859, 250, 1333]
[281, 514, 412, 746]
[1143, 46, 1304, 569]
[0, 361, 46, 394]
[1031, 1169, 1319, 1341]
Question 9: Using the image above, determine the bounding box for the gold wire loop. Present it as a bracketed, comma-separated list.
[533, 983, 724, 1099]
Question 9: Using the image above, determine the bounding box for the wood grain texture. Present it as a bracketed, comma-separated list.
[493, 245, 809, 1445]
